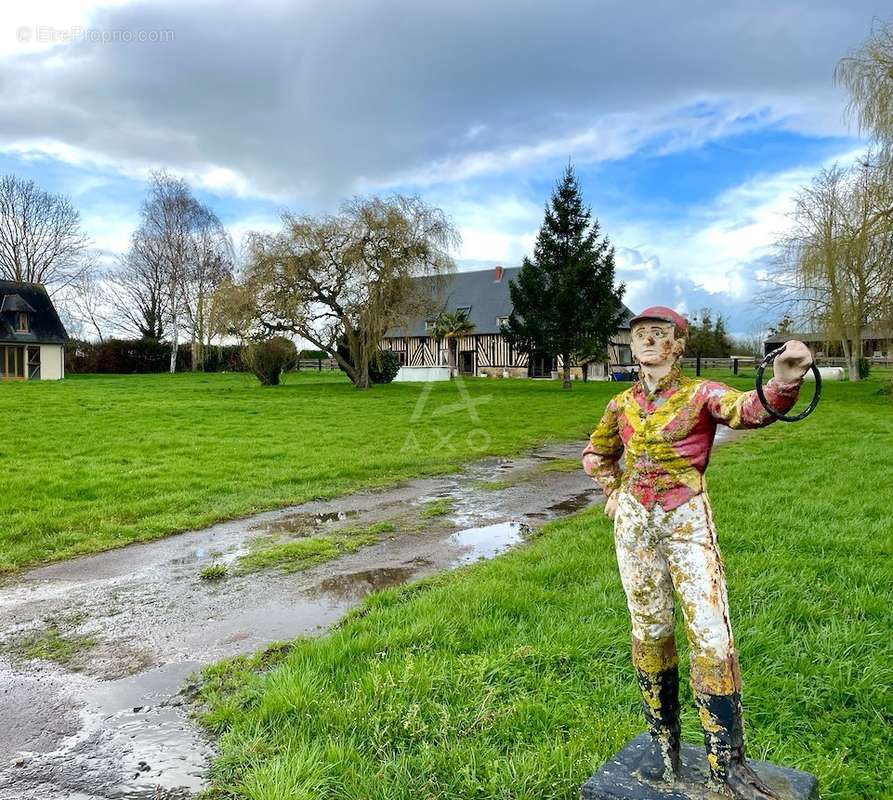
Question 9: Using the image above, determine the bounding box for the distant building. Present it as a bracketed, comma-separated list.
[0, 281, 68, 380]
[381, 265, 634, 379]
[763, 328, 892, 358]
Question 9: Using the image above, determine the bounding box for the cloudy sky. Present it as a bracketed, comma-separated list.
[2, 1, 888, 335]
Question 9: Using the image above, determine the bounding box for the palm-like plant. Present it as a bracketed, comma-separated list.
[433, 310, 475, 375]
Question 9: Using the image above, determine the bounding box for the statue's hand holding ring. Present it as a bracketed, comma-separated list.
[773, 339, 813, 382]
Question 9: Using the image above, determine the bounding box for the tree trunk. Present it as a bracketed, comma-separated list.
[562, 354, 572, 390]
[169, 311, 179, 374]
[331, 349, 361, 386]
[358, 358, 370, 389]
[350, 340, 371, 390]
[842, 336, 860, 381]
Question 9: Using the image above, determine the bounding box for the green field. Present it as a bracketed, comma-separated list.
[0, 369, 615, 573]
[2, 368, 891, 797]
[186, 373, 891, 800]
[0, 368, 887, 574]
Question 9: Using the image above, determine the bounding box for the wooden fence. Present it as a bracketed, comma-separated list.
[679, 355, 893, 374]
[295, 358, 339, 371]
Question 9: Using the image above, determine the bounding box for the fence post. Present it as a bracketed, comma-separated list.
[733, 357, 738, 376]
[317, 358, 322, 372]
[696, 354, 701, 376]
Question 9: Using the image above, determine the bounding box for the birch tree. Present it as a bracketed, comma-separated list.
[130, 171, 231, 371]
[180, 206, 234, 370]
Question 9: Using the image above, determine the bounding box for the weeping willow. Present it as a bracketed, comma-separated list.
[834, 19, 893, 147]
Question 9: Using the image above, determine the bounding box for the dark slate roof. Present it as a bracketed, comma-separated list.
[0, 281, 68, 344]
[386, 266, 634, 337]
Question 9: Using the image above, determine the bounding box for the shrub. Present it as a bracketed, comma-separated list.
[242, 337, 298, 386]
[335, 333, 401, 386]
[369, 349, 400, 384]
[857, 357, 871, 380]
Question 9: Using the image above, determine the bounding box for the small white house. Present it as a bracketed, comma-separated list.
[0, 281, 68, 380]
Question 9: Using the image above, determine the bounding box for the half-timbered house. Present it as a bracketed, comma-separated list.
[382, 265, 635, 379]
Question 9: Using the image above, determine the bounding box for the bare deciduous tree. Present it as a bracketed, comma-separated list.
[106, 245, 169, 341]
[140, 171, 200, 372]
[0, 174, 89, 290]
[61, 262, 111, 341]
[128, 171, 231, 371]
[180, 207, 234, 370]
[219, 195, 459, 389]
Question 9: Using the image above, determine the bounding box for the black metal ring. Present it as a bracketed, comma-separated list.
[755, 344, 822, 422]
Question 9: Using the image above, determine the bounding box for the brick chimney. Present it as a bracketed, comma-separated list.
[493, 265, 504, 282]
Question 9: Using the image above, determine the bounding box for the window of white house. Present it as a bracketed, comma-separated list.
[15, 312, 29, 332]
[424, 319, 435, 332]
[496, 316, 509, 329]
[456, 305, 471, 317]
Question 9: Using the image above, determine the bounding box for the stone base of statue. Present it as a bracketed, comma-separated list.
[581, 735, 819, 800]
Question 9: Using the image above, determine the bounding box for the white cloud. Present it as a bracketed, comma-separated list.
[81, 211, 136, 255]
[0, 0, 133, 57]
[225, 212, 283, 254]
[610, 144, 866, 297]
[0, 0, 882, 202]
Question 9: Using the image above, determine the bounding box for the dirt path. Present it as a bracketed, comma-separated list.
[0, 431, 737, 800]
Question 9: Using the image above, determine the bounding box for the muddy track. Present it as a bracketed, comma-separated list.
[0, 431, 738, 800]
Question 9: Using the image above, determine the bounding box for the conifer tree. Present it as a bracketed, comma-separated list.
[505, 164, 625, 389]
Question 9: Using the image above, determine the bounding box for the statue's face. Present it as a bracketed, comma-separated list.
[631, 320, 680, 367]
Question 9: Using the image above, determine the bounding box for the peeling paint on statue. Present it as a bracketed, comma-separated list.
[582, 307, 813, 800]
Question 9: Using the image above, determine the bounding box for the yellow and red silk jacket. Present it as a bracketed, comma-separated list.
[582, 363, 803, 511]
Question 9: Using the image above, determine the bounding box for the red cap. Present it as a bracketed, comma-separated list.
[629, 305, 688, 336]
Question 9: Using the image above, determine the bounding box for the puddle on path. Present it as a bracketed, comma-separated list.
[308, 564, 422, 601]
[547, 491, 595, 515]
[259, 508, 361, 535]
[0, 428, 742, 799]
[448, 521, 525, 563]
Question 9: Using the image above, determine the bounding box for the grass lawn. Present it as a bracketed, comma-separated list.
[0, 367, 885, 574]
[192, 375, 892, 800]
[0, 369, 611, 573]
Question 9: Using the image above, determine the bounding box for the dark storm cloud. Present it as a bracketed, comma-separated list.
[0, 0, 887, 201]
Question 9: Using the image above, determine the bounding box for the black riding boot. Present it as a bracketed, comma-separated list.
[635, 665, 682, 783]
[695, 691, 780, 799]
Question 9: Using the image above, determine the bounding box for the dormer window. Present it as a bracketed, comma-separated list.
[496, 315, 509, 329]
[424, 319, 436, 332]
[15, 312, 29, 332]
[456, 305, 471, 318]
